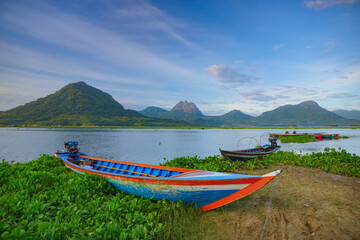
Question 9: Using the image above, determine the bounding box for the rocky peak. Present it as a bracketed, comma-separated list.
[299, 101, 319, 108]
[171, 101, 203, 116]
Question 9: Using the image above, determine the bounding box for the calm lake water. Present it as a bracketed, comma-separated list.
[1, 127, 359, 164]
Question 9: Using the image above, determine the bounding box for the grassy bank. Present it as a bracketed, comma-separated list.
[1, 149, 359, 239]
[1, 125, 359, 129]
[161, 148, 360, 177]
[0, 156, 193, 239]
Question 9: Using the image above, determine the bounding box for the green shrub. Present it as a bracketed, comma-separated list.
[278, 135, 316, 143]
[0, 155, 191, 239]
[161, 148, 360, 178]
[2, 148, 358, 239]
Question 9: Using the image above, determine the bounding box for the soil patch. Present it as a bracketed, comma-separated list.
[178, 165, 360, 239]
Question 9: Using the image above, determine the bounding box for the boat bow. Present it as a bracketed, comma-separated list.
[201, 169, 281, 210]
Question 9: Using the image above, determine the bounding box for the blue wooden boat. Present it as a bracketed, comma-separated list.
[220, 138, 281, 161]
[55, 141, 281, 211]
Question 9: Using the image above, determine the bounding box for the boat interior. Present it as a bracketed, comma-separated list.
[66, 154, 184, 178]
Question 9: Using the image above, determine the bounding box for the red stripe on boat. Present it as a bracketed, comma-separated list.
[200, 176, 275, 211]
[62, 161, 261, 186]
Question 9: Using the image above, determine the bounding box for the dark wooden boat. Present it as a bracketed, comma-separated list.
[220, 145, 281, 161]
[55, 141, 281, 211]
[220, 138, 280, 161]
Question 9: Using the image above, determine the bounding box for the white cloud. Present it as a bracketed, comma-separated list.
[321, 41, 337, 54]
[234, 60, 244, 64]
[247, 62, 258, 71]
[0, 4, 199, 78]
[0, 1, 210, 110]
[242, 90, 276, 101]
[331, 70, 360, 86]
[304, 0, 359, 10]
[206, 65, 261, 87]
[326, 92, 360, 99]
[113, 2, 206, 54]
[0, 66, 68, 110]
[273, 43, 285, 50]
[0, 41, 159, 87]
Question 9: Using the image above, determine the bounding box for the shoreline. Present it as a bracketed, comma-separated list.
[1, 125, 359, 129]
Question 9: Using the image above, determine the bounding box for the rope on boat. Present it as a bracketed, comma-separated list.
[260, 132, 271, 146]
[236, 137, 259, 150]
[260, 171, 278, 240]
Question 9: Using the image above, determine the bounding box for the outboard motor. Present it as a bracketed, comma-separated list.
[269, 137, 278, 148]
[64, 141, 79, 153]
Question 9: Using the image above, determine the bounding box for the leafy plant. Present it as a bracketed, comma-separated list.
[0, 155, 193, 239]
[1, 149, 359, 239]
[160, 155, 242, 172]
[161, 148, 360, 178]
[278, 135, 316, 143]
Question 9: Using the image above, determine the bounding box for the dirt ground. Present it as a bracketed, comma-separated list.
[183, 165, 360, 240]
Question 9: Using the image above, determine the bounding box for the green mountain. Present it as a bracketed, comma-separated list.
[139, 101, 206, 125]
[204, 110, 254, 127]
[0, 82, 187, 127]
[249, 101, 360, 126]
[333, 110, 360, 120]
[3, 82, 358, 127]
[140, 102, 254, 127]
[139, 106, 168, 118]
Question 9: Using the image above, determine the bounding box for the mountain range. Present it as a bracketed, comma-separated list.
[247, 101, 358, 126]
[139, 103, 253, 127]
[0, 82, 187, 127]
[140, 100, 360, 127]
[0, 81, 359, 127]
[332, 110, 360, 120]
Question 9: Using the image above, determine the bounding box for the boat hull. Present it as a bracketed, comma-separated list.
[220, 145, 281, 161]
[55, 152, 281, 210]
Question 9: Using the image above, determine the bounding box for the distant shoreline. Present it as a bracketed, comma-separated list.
[1, 125, 359, 129]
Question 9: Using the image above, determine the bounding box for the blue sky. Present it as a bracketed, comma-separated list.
[0, 0, 359, 116]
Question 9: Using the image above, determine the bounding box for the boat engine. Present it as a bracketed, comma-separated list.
[64, 141, 79, 153]
[269, 137, 278, 147]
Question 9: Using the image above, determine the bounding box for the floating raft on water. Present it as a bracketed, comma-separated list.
[270, 132, 339, 140]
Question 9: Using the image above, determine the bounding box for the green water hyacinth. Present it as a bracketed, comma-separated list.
[255, 148, 360, 177]
[0, 155, 189, 239]
[1, 148, 358, 239]
[160, 155, 240, 172]
[161, 148, 360, 178]
[278, 135, 316, 143]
